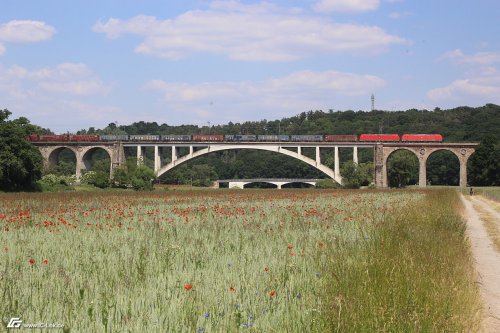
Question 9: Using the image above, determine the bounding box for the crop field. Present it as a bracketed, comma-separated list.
[0, 189, 480, 332]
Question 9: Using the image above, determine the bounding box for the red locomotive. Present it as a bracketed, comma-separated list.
[401, 134, 443, 142]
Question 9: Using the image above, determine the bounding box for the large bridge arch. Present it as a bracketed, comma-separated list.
[156, 145, 341, 184]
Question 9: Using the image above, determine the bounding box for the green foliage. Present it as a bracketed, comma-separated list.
[129, 165, 155, 191]
[37, 174, 75, 192]
[315, 179, 341, 189]
[0, 109, 44, 191]
[340, 161, 373, 189]
[426, 151, 459, 186]
[111, 168, 129, 188]
[79, 171, 97, 185]
[387, 150, 418, 188]
[78, 104, 499, 185]
[469, 136, 500, 186]
[92, 171, 111, 189]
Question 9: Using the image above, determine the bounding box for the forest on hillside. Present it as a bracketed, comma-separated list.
[3, 103, 498, 192]
[72, 104, 499, 187]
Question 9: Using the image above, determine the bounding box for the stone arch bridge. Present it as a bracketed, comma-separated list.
[33, 140, 478, 188]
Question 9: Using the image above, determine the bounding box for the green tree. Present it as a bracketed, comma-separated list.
[469, 136, 500, 186]
[111, 168, 129, 188]
[387, 150, 418, 188]
[191, 164, 218, 187]
[340, 161, 373, 188]
[341, 161, 363, 189]
[130, 165, 155, 191]
[0, 109, 44, 191]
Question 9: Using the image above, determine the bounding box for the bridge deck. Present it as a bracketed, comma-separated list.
[218, 178, 321, 183]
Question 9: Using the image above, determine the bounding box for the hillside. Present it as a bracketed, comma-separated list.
[72, 104, 498, 187]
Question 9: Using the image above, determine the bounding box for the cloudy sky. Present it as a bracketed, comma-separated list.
[1, 0, 499, 133]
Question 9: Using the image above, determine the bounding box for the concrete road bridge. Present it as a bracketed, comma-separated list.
[217, 178, 321, 189]
[33, 140, 479, 188]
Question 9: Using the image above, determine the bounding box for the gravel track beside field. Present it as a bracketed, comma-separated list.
[461, 194, 500, 332]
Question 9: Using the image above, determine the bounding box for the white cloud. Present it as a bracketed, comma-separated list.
[0, 20, 55, 55]
[428, 49, 500, 105]
[93, 1, 404, 61]
[314, 0, 380, 13]
[427, 70, 500, 103]
[388, 11, 412, 19]
[442, 49, 500, 66]
[146, 69, 385, 122]
[0, 63, 118, 133]
[0, 63, 110, 96]
[0, 20, 55, 43]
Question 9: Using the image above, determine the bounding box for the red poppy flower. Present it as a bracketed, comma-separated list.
[184, 284, 193, 290]
[319, 242, 324, 247]
[43, 259, 48, 264]
[287, 245, 293, 250]
[230, 287, 235, 292]
[264, 267, 269, 272]
[289, 251, 295, 256]
[29, 259, 35, 264]
[269, 290, 276, 296]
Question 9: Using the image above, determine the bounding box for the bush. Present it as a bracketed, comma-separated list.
[92, 171, 110, 189]
[130, 165, 155, 191]
[37, 174, 75, 192]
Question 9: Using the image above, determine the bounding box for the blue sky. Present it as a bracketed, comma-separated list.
[1, 0, 499, 133]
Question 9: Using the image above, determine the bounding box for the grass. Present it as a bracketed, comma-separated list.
[326, 189, 482, 332]
[0, 189, 481, 332]
[473, 202, 500, 252]
[466, 187, 500, 202]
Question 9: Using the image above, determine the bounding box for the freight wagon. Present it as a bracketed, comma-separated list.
[224, 135, 257, 141]
[290, 135, 324, 142]
[192, 135, 225, 141]
[324, 135, 358, 142]
[161, 135, 192, 141]
[359, 134, 400, 142]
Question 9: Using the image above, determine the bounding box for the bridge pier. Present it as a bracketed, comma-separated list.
[154, 146, 162, 172]
[334, 146, 340, 182]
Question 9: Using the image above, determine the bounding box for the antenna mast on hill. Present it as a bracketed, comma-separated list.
[371, 93, 375, 111]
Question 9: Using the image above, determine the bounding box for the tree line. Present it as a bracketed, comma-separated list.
[0, 104, 498, 191]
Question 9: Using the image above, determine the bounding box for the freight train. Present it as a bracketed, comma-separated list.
[27, 133, 443, 142]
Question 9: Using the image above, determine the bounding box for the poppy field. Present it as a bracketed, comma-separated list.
[0, 189, 480, 332]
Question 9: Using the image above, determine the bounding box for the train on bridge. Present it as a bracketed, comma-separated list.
[27, 133, 443, 143]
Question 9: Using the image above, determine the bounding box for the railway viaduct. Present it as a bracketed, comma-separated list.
[33, 140, 478, 188]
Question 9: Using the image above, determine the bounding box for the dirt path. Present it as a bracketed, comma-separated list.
[461, 194, 500, 332]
